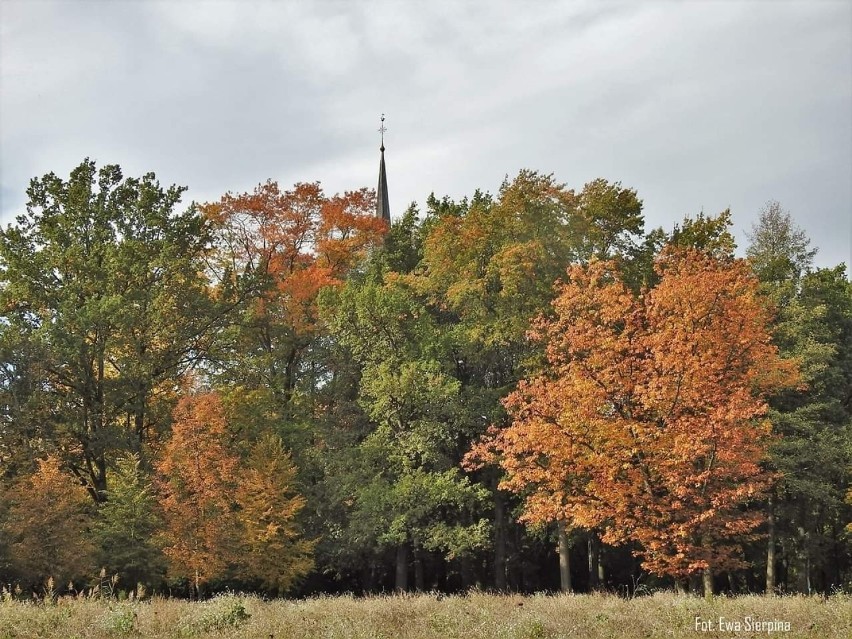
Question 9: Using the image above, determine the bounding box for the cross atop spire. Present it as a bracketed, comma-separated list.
[379, 113, 387, 152]
[376, 114, 390, 222]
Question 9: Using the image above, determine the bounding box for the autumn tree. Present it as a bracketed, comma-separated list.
[203, 181, 386, 415]
[418, 173, 644, 590]
[156, 392, 239, 597]
[1, 456, 96, 590]
[234, 433, 314, 594]
[470, 249, 799, 595]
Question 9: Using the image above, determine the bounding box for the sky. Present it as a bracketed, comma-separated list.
[1, 0, 850, 269]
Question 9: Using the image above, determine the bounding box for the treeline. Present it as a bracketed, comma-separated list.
[0, 160, 849, 598]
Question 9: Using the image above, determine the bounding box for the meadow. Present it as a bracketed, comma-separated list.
[1, 591, 850, 639]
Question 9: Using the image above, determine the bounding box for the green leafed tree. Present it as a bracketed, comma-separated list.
[321, 276, 490, 591]
[747, 201, 818, 287]
[762, 266, 852, 593]
[0, 159, 220, 501]
[93, 454, 165, 590]
[747, 204, 852, 593]
[626, 210, 737, 290]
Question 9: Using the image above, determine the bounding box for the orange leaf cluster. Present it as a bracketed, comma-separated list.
[156, 392, 239, 589]
[204, 181, 387, 336]
[468, 248, 800, 578]
[2, 456, 96, 587]
[156, 392, 313, 593]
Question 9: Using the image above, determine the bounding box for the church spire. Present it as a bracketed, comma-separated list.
[376, 114, 390, 223]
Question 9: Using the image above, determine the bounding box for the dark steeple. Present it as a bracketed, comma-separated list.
[376, 114, 390, 223]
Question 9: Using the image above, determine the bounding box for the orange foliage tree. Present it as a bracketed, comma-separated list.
[156, 392, 239, 596]
[468, 248, 799, 589]
[202, 181, 387, 405]
[157, 391, 314, 595]
[234, 433, 314, 594]
[3, 456, 96, 589]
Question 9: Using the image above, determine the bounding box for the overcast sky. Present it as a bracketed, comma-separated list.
[1, 0, 850, 269]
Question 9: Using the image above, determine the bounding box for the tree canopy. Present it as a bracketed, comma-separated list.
[0, 159, 848, 598]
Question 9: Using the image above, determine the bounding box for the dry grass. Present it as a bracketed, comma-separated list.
[1, 591, 850, 639]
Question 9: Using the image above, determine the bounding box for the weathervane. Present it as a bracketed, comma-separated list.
[379, 114, 387, 152]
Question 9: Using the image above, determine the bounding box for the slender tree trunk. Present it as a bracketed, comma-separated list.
[805, 553, 812, 595]
[702, 535, 713, 598]
[493, 482, 507, 591]
[133, 396, 146, 444]
[557, 521, 572, 593]
[766, 496, 776, 595]
[461, 555, 475, 590]
[675, 579, 688, 595]
[414, 550, 425, 592]
[395, 544, 409, 592]
[832, 522, 842, 592]
[587, 532, 600, 590]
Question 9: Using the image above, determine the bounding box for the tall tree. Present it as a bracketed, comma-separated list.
[156, 392, 239, 597]
[469, 249, 799, 594]
[201, 181, 388, 593]
[202, 181, 386, 414]
[0, 159, 219, 501]
[322, 276, 490, 591]
[747, 206, 852, 592]
[419, 173, 644, 589]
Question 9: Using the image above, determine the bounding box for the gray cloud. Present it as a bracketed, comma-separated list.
[1, 0, 849, 268]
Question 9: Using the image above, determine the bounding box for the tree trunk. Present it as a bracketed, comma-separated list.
[395, 544, 409, 592]
[133, 395, 146, 444]
[493, 482, 507, 591]
[702, 568, 713, 598]
[805, 553, 812, 595]
[557, 521, 572, 593]
[461, 555, 475, 590]
[689, 573, 701, 594]
[766, 497, 776, 595]
[414, 550, 425, 592]
[587, 532, 600, 590]
[675, 579, 688, 595]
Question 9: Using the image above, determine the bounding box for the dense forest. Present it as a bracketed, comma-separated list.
[0, 159, 849, 599]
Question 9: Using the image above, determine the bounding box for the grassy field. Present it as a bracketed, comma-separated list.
[1, 591, 850, 639]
